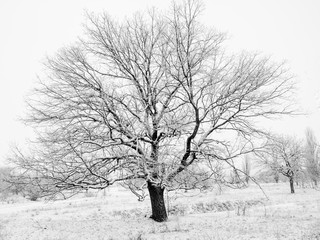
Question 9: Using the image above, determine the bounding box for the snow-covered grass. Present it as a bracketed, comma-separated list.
[0, 183, 319, 240]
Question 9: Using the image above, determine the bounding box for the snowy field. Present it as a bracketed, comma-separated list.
[0, 183, 319, 240]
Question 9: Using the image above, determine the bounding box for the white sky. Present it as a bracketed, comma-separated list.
[0, 0, 320, 165]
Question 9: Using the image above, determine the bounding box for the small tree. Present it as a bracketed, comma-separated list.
[304, 128, 320, 186]
[0, 167, 10, 191]
[9, 0, 294, 221]
[0, 167, 12, 200]
[242, 155, 251, 184]
[260, 135, 303, 193]
[6, 172, 46, 201]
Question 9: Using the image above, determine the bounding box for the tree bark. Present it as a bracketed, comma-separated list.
[289, 177, 295, 194]
[147, 181, 168, 222]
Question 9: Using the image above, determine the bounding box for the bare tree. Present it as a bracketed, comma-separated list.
[0, 167, 11, 195]
[9, 0, 294, 221]
[242, 155, 251, 184]
[304, 128, 320, 186]
[260, 135, 303, 193]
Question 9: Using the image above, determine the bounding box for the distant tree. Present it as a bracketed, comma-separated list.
[6, 170, 48, 201]
[0, 167, 28, 201]
[242, 155, 251, 184]
[258, 157, 281, 183]
[273, 166, 280, 183]
[230, 167, 242, 185]
[0, 167, 11, 193]
[260, 135, 303, 193]
[255, 169, 281, 183]
[304, 128, 320, 186]
[9, 0, 294, 221]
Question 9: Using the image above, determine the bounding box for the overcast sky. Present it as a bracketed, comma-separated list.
[0, 0, 319, 165]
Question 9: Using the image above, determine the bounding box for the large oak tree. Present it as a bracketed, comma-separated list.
[10, 0, 294, 221]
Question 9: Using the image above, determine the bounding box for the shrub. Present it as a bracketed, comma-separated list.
[168, 204, 188, 216]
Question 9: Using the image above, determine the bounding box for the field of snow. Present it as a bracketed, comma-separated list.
[0, 183, 319, 240]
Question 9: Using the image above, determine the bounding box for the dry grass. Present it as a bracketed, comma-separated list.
[0, 183, 320, 239]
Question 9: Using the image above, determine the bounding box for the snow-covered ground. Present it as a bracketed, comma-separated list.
[0, 183, 319, 240]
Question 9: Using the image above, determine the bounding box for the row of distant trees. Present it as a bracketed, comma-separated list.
[3, 127, 320, 202]
[3, 128, 319, 201]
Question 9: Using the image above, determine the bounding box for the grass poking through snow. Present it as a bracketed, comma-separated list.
[0, 183, 320, 239]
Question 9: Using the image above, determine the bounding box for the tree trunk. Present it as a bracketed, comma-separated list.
[147, 181, 168, 222]
[289, 177, 295, 194]
[274, 171, 279, 183]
